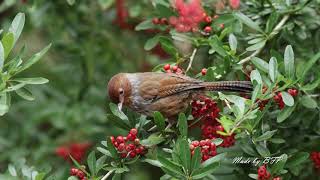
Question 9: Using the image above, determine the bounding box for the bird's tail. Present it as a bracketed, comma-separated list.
[202, 81, 253, 93]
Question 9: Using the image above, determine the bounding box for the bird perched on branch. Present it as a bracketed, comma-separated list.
[107, 72, 252, 119]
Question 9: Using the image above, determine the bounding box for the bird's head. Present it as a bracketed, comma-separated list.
[107, 73, 132, 109]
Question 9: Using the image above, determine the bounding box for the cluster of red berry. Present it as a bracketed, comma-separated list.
[257, 165, 271, 180]
[191, 97, 236, 148]
[152, 17, 169, 26]
[163, 64, 183, 74]
[310, 151, 320, 170]
[190, 139, 217, 161]
[55, 142, 91, 163]
[273, 88, 298, 109]
[70, 168, 87, 180]
[110, 128, 147, 159]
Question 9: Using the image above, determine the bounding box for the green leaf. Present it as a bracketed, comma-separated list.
[284, 45, 295, 79]
[109, 103, 129, 122]
[135, 20, 154, 31]
[153, 111, 166, 131]
[98, 0, 114, 10]
[35, 173, 46, 180]
[178, 113, 187, 137]
[97, 147, 112, 157]
[9, 13, 25, 45]
[219, 116, 234, 133]
[286, 152, 309, 167]
[234, 12, 263, 32]
[192, 162, 220, 179]
[87, 151, 96, 176]
[190, 147, 201, 172]
[67, 0, 75, 5]
[144, 36, 159, 51]
[251, 84, 261, 103]
[140, 134, 164, 146]
[158, 156, 184, 177]
[277, 105, 296, 123]
[281, 92, 294, 106]
[143, 159, 162, 167]
[256, 144, 270, 157]
[106, 114, 130, 130]
[12, 77, 49, 84]
[271, 154, 287, 174]
[298, 51, 320, 82]
[201, 153, 225, 167]
[250, 70, 262, 85]
[0, 93, 10, 116]
[266, 12, 279, 33]
[1, 32, 14, 59]
[268, 57, 278, 83]
[252, 57, 268, 73]
[300, 95, 318, 109]
[15, 87, 34, 101]
[246, 40, 266, 52]
[255, 130, 277, 142]
[107, 137, 119, 159]
[159, 37, 177, 57]
[8, 164, 17, 176]
[18, 43, 51, 73]
[0, 41, 4, 71]
[179, 138, 191, 172]
[67, 176, 79, 180]
[208, 35, 228, 57]
[248, 174, 258, 179]
[301, 78, 320, 91]
[229, 33, 237, 51]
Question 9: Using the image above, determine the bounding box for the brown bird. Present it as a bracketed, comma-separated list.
[107, 72, 252, 119]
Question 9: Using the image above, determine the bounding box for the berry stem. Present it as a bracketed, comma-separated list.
[101, 170, 115, 180]
[186, 48, 198, 73]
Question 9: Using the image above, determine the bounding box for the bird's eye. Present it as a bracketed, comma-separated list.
[119, 88, 124, 95]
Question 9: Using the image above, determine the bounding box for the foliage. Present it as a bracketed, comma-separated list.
[0, 0, 320, 180]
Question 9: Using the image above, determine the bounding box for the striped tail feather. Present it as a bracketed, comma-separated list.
[202, 81, 253, 93]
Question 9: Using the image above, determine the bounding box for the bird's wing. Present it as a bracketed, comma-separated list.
[137, 73, 204, 100]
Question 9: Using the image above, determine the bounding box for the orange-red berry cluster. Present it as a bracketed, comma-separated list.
[191, 97, 235, 148]
[70, 168, 87, 180]
[257, 165, 271, 180]
[190, 139, 217, 162]
[311, 151, 320, 170]
[110, 128, 147, 159]
[163, 64, 183, 74]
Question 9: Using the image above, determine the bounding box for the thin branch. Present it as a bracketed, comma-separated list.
[186, 48, 197, 73]
[101, 170, 114, 180]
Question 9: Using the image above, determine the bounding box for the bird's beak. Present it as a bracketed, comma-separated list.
[118, 94, 124, 111]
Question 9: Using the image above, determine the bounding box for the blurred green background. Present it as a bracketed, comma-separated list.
[0, 0, 164, 179]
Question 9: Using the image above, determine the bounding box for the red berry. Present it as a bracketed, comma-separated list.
[130, 128, 138, 136]
[120, 153, 127, 158]
[202, 154, 210, 161]
[201, 68, 207, 75]
[204, 16, 212, 23]
[219, 24, 225, 29]
[110, 136, 115, 143]
[70, 168, 78, 176]
[213, 15, 219, 19]
[204, 26, 212, 33]
[127, 133, 135, 141]
[129, 151, 136, 158]
[172, 65, 178, 72]
[192, 141, 200, 147]
[152, 18, 160, 25]
[117, 143, 125, 151]
[163, 64, 171, 71]
[76, 171, 85, 179]
[200, 140, 206, 146]
[189, 144, 195, 151]
[135, 147, 142, 154]
[116, 136, 124, 143]
[288, 88, 298, 97]
[160, 18, 168, 25]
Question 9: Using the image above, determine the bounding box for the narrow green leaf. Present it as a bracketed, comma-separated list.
[298, 52, 320, 82]
[208, 36, 228, 57]
[109, 103, 129, 122]
[87, 151, 96, 176]
[135, 20, 154, 31]
[255, 130, 277, 142]
[35, 173, 46, 180]
[15, 87, 34, 101]
[246, 40, 266, 52]
[179, 138, 191, 172]
[229, 33, 237, 51]
[178, 113, 187, 137]
[192, 162, 220, 179]
[106, 114, 130, 130]
[158, 156, 184, 176]
[281, 92, 294, 106]
[8, 164, 17, 176]
[9, 13, 25, 44]
[266, 12, 279, 33]
[251, 84, 261, 103]
[234, 12, 263, 32]
[270, 154, 287, 174]
[284, 45, 295, 79]
[252, 57, 269, 73]
[1, 32, 14, 59]
[140, 134, 165, 146]
[250, 70, 262, 85]
[300, 95, 318, 109]
[107, 137, 119, 159]
[268, 57, 278, 82]
[248, 174, 258, 179]
[0, 41, 4, 71]
[191, 147, 201, 172]
[18, 43, 51, 73]
[98, 0, 114, 10]
[12, 77, 49, 84]
[153, 111, 166, 131]
[277, 105, 296, 123]
[144, 36, 159, 51]
[256, 144, 270, 157]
